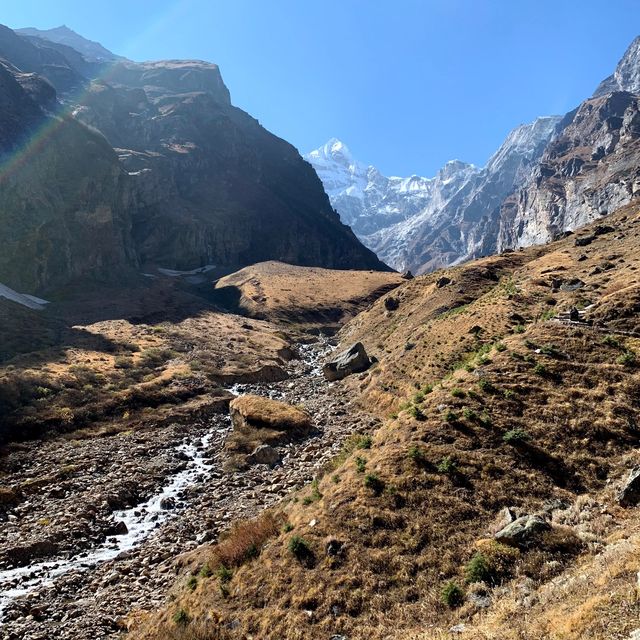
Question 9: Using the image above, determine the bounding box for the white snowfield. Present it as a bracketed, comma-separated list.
[0, 283, 49, 310]
[157, 264, 217, 277]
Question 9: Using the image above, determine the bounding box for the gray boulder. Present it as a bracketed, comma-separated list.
[494, 515, 550, 547]
[246, 444, 281, 467]
[322, 342, 372, 382]
[618, 466, 640, 506]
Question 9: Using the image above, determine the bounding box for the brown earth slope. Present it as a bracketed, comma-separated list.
[131, 202, 640, 640]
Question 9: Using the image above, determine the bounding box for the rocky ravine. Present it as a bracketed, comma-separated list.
[0, 338, 379, 640]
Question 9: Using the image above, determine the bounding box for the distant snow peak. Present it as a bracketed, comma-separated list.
[306, 117, 559, 274]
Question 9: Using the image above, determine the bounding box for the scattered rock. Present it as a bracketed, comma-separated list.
[489, 506, 516, 535]
[435, 276, 452, 288]
[246, 445, 280, 467]
[401, 270, 414, 280]
[618, 466, 640, 507]
[494, 515, 550, 547]
[322, 343, 372, 382]
[560, 278, 585, 292]
[384, 296, 399, 311]
[575, 234, 595, 247]
[594, 224, 616, 236]
[325, 538, 344, 557]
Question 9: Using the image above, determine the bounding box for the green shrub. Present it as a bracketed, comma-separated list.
[495, 342, 507, 352]
[364, 473, 385, 496]
[503, 389, 515, 400]
[441, 580, 464, 607]
[602, 335, 621, 348]
[288, 535, 311, 559]
[462, 407, 477, 421]
[617, 351, 637, 367]
[186, 575, 198, 591]
[407, 445, 424, 462]
[282, 522, 294, 533]
[478, 378, 495, 393]
[356, 435, 373, 449]
[172, 608, 191, 626]
[464, 552, 491, 584]
[444, 410, 458, 423]
[408, 405, 426, 421]
[437, 456, 458, 475]
[217, 565, 233, 584]
[513, 324, 525, 334]
[533, 363, 547, 376]
[198, 563, 212, 578]
[503, 428, 531, 445]
[451, 388, 465, 398]
[355, 456, 367, 473]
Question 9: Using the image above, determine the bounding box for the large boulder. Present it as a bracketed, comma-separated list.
[618, 466, 640, 506]
[322, 342, 372, 382]
[229, 395, 313, 442]
[246, 444, 281, 467]
[494, 515, 550, 547]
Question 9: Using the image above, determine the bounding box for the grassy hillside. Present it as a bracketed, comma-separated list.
[131, 202, 640, 639]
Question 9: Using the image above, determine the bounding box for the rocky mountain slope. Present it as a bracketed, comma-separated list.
[306, 117, 560, 273]
[132, 201, 640, 640]
[0, 24, 386, 295]
[308, 35, 640, 276]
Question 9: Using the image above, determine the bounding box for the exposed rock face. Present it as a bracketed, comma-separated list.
[307, 118, 559, 274]
[0, 62, 137, 291]
[494, 514, 550, 547]
[594, 36, 640, 96]
[499, 92, 640, 249]
[618, 466, 640, 506]
[322, 342, 372, 381]
[0, 24, 387, 294]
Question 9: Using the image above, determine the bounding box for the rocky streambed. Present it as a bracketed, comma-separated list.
[0, 339, 379, 640]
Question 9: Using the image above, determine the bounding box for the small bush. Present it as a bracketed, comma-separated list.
[602, 335, 621, 348]
[217, 565, 233, 584]
[407, 445, 424, 462]
[364, 473, 385, 496]
[533, 363, 547, 376]
[282, 522, 294, 533]
[355, 456, 367, 473]
[503, 428, 531, 445]
[451, 388, 465, 398]
[355, 435, 373, 449]
[198, 563, 212, 578]
[302, 479, 322, 505]
[186, 575, 198, 591]
[437, 456, 458, 475]
[513, 324, 526, 334]
[408, 405, 426, 421]
[478, 379, 495, 393]
[495, 342, 507, 352]
[462, 407, 477, 421]
[464, 552, 491, 584]
[441, 580, 464, 608]
[617, 351, 637, 367]
[444, 410, 458, 423]
[172, 608, 191, 626]
[288, 535, 311, 560]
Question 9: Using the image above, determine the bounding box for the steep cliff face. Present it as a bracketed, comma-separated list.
[0, 63, 137, 292]
[0, 24, 386, 294]
[501, 94, 640, 249]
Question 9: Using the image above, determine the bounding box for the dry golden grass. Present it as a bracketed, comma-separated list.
[213, 260, 403, 326]
[132, 204, 640, 639]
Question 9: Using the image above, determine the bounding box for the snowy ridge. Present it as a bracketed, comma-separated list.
[306, 116, 560, 273]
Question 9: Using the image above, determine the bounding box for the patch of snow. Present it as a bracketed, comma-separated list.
[157, 265, 216, 277]
[0, 283, 49, 310]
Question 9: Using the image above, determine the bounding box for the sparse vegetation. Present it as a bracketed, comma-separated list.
[440, 580, 464, 608]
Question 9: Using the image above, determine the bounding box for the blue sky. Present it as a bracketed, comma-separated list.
[4, 1, 640, 176]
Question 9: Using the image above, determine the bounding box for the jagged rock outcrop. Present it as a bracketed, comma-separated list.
[594, 36, 640, 96]
[499, 92, 640, 249]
